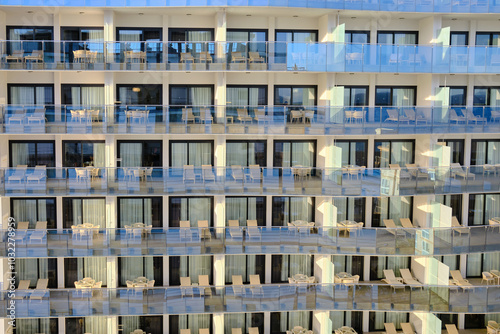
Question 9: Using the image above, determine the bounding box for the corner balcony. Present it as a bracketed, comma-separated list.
[3, 41, 500, 74]
[1, 0, 500, 13]
[2, 282, 499, 318]
[3, 225, 499, 258]
[2, 105, 500, 135]
[1, 165, 499, 197]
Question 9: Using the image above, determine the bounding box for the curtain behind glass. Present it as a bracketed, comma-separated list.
[226, 142, 247, 166]
[17, 259, 48, 288]
[122, 317, 141, 334]
[10, 86, 35, 104]
[80, 257, 107, 286]
[11, 143, 30, 166]
[393, 88, 415, 107]
[120, 257, 154, 286]
[83, 199, 106, 227]
[390, 142, 413, 166]
[85, 317, 107, 334]
[292, 142, 314, 167]
[13, 199, 38, 228]
[187, 31, 211, 42]
[290, 197, 314, 223]
[94, 142, 105, 167]
[490, 88, 500, 107]
[16, 319, 52, 334]
[227, 87, 248, 106]
[226, 197, 248, 226]
[281, 312, 311, 332]
[191, 87, 212, 106]
[189, 142, 212, 166]
[280, 255, 312, 282]
[120, 143, 142, 167]
[179, 314, 211, 334]
[487, 141, 500, 164]
[225, 255, 257, 283]
[119, 198, 153, 227]
[225, 313, 252, 334]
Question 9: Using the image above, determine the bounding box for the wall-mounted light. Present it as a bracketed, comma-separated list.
[132, 87, 141, 92]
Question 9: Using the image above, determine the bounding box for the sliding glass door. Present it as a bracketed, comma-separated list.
[334, 197, 365, 223]
[15, 258, 57, 288]
[118, 257, 163, 287]
[170, 141, 214, 167]
[372, 196, 413, 227]
[11, 198, 56, 229]
[271, 311, 313, 334]
[61, 26, 104, 63]
[16, 319, 58, 334]
[468, 193, 500, 226]
[169, 255, 213, 285]
[63, 141, 105, 167]
[64, 257, 107, 287]
[374, 140, 415, 168]
[118, 197, 162, 227]
[471, 140, 500, 165]
[271, 255, 314, 283]
[331, 256, 364, 277]
[119, 316, 163, 334]
[369, 256, 410, 280]
[225, 255, 265, 284]
[224, 313, 265, 334]
[10, 141, 55, 167]
[169, 197, 213, 227]
[169, 314, 213, 334]
[117, 27, 162, 63]
[272, 197, 314, 226]
[117, 140, 162, 167]
[226, 141, 266, 167]
[274, 140, 316, 168]
[335, 140, 368, 167]
[226, 197, 266, 226]
[63, 198, 106, 228]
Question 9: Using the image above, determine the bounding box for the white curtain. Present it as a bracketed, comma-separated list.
[70, 86, 104, 107]
[226, 197, 248, 226]
[119, 198, 153, 227]
[485, 194, 500, 222]
[280, 312, 311, 332]
[76, 257, 107, 286]
[83, 199, 106, 227]
[393, 88, 415, 107]
[289, 197, 314, 223]
[191, 87, 212, 106]
[188, 142, 213, 167]
[225, 313, 253, 334]
[122, 316, 141, 334]
[374, 256, 409, 278]
[94, 142, 105, 167]
[16, 319, 52, 334]
[10, 86, 35, 105]
[13, 199, 46, 229]
[471, 195, 484, 226]
[119, 31, 141, 41]
[171, 143, 188, 167]
[85, 316, 107, 334]
[179, 314, 212, 334]
[187, 31, 211, 42]
[390, 142, 414, 166]
[120, 143, 142, 167]
[178, 255, 212, 284]
[11, 143, 29, 166]
[226, 142, 248, 167]
[16, 259, 48, 288]
[466, 253, 481, 277]
[227, 87, 248, 107]
[490, 88, 500, 107]
[280, 255, 313, 282]
[225, 255, 257, 283]
[487, 141, 500, 164]
[292, 142, 314, 167]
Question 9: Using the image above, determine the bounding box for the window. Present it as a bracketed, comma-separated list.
[475, 32, 500, 46]
[64, 257, 107, 288]
[226, 197, 266, 226]
[66, 318, 108, 334]
[61, 84, 104, 106]
[344, 86, 368, 106]
[117, 140, 162, 167]
[15, 258, 57, 288]
[272, 197, 315, 226]
[169, 197, 214, 227]
[117, 84, 162, 105]
[435, 195, 463, 222]
[225, 255, 265, 284]
[275, 30, 318, 64]
[10, 141, 55, 167]
[227, 85, 267, 107]
[473, 87, 500, 120]
[119, 316, 163, 334]
[450, 32, 468, 46]
[375, 86, 416, 107]
[170, 85, 214, 106]
[468, 193, 500, 226]
[274, 86, 317, 106]
[369, 312, 409, 332]
[370, 256, 410, 280]
[271, 312, 313, 334]
[170, 141, 214, 167]
[61, 27, 104, 62]
[227, 29, 268, 60]
[331, 256, 364, 277]
[446, 86, 467, 106]
[467, 253, 500, 278]
[372, 196, 413, 227]
[335, 140, 368, 167]
[169, 315, 213, 334]
[465, 314, 500, 330]
[116, 27, 162, 62]
[377, 31, 418, 44]
[335, 198, 366, 223]
[226, 141, 266, 167]
[169, 255, 213, 285]
[117, 27, 162, 42]
[63, 198, 106, 228]
[274, 140, 316, 168]
[63, 141, 105, 167]
[271, 255, 314, 283]
[374, 140, 415, 168]
[11, 198, 57, 229]
[345, 31, 370, 44]
[118, 197, 162, 228]
[169, 28, 214, 41]
[330, 311, 363, 334]
[118, 256, 163, 287]
[7, 26, 53, 57]
[434, 256, 459, 271]
[224, 313, 264, 334]
[15, 318, 58, 334]
[471, 139, 500, 165]
[8, 84, 54, 105]
[167, 28, 214, 63]
[438, 139, 464, 165]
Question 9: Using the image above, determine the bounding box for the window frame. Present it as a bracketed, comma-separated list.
[226, 140, 267, 167]
[9, 140, 56, 167]
[374, 86, 417, 106]
[62, 197, 106, 228]
[117, 196, 163, 228]
[273, 85, 318, 106]
[62, 140, 105, 167]
[116, 140, 163, 167]
[7, 83, 55, 105]
[169, 140, 215, 167]
[345, 30, 371, 44]
[376, 31, 419, 44]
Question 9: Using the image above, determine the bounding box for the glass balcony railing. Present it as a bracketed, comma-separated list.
[2, 282, 499, 318]
[0, 0, 499, 13]
[3, 41, 500, 74]
[3, 225, 499, 258]
[0, 165, 498, 197]
[1, 105, 500, 135]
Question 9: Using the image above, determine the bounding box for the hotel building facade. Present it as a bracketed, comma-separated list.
[0, 0, 500, 333]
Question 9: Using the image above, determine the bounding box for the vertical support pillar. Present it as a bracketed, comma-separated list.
[54, 73, 62, 121]
[57, 258, 64, 288]
[104, 73, 115, 125]
[215, 73, 226, 121]
[162, 15, 169, 63]
[319, 14, 336, 43]
[264, 312, 271, 334]
[53, 13, 61, 63]
[313, 311, 331, 334]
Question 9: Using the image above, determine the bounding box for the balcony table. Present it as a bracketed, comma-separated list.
[335, 326, 357, 334]
[491, 270, 500, 284]
[334, 272, 353, 284]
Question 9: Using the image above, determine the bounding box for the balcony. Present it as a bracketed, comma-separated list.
[2, 105, 500, 135]
[3, 225, 499, 258]
[3, 41, 500, 74]
[0, 165, 499, 197]
[2, 282, 499, 318]
[0, 0, 499, 13]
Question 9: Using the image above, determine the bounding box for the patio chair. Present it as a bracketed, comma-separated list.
[232, 329, 243, 334]
[180, 52, 195, 63]
[199, 329, 210, 334]
[249, 274, 263, 296]
[482, 272, 496, 285]
[381, 269, 405, 291]
[7, 166, 27, 183]
[29, 221, 47, 243]
[404, 108, 427, 124]
[202, 165, 216, 183]
[246, 219, 261, 239]
[231, 52, 246, 62]
[451, 216, 469, 235]
[450, 163, 475, 180]
[24, 50, 44, 63]
[400, 218, 415, 228]
[291, 110, 303, 123]
[401, 323, 416, 334]
[491, 110, 500, 122]
[232, 275, 244, 296]
[198, 220, 211, 240]
[180, 276, 193, 297]
[231, 165, 244, 182]
[198, 51, 212, 63]
[180, 220, 194, 241]
[400, 269, 423, 289]
[6, 50, 24, 62]
[445, 324, 460, 334]
[237, 108, 253, 123]
[199, 274, 212, 296]
[450, 270, 473, 290]
[183, 165, 197, 183]
[30, 278, 49, 300]
[228, 220, 243, 238]
[405, 163, 429, 180]
[248, 328, 259, 334]
[385, 109, 410, 123]
[384, 323, 398, 334]
[248, 52, 265, 63]
[382, 219, 398, 235]
[464, 109, 486, 124]
[248, 165, 262, 182]
[13, 280, 31, 299]
[27, 165, 46, 183]
[180, 330, 191, 334]
[389, 164, 412, 180]
[182, 108, 196, 123]
[450, 109, 466, 123]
